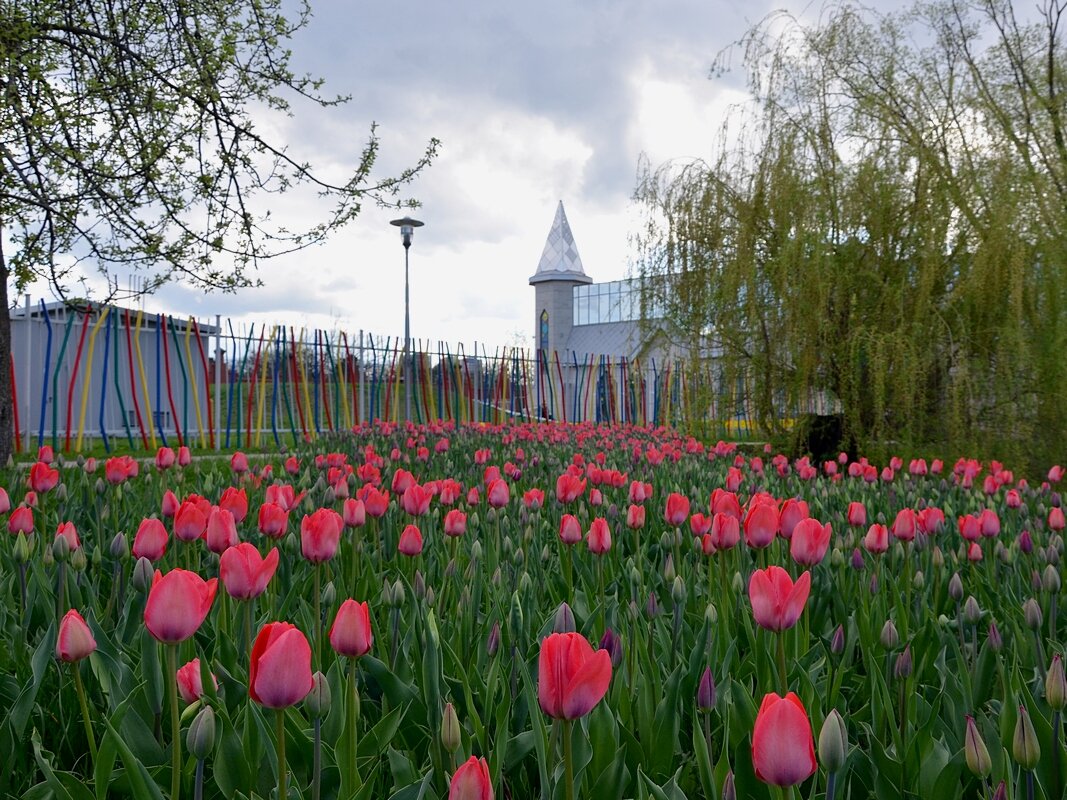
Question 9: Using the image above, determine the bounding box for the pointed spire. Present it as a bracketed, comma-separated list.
[529, 201, 592, 285]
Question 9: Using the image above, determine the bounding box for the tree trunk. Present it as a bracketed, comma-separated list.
[0, 233, 14, 466]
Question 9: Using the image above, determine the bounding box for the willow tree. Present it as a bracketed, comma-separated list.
[0, 0, 439, 463]
[633, 0, 1067, 469]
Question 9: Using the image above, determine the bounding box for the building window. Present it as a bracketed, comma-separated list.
[540, 310, 549, 350]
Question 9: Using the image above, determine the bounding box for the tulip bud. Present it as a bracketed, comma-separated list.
[486, 621, 501, 656]
[441, 702, 461, 753]
[51, 534, 70, 563]
[391, 579, 406, 607]
[132, 556, 154, 592]
[721, 770, 736, 800]
[830, 548, 844, 567]
[95, 478, 107, 495]
[1013, 705, 1041, 770]
[414, 570, 426, 599]
[42, 544, 55, 567]
[850, 548, 864, 570]
[831, 624, 845, 655]
[509, 592, 524, 637]
[13, 533, 30, 563]
[869, 573, 878, 595]
[894, 644, 913, 680]
[646, 592, 661, 619]
[599, 628, 623, 668]
[987, 622, 1002, 652]
[731, 571, 744, 594]
[911, 570, 924, 590]
[70, 548, 87, 573]
[629, 564, 642, 588]
[1047, 654, 1066, 711]
[948, 572, 965, 602]
[963, 596, 982, 625]
[880, 620, 899, 649]
[110, 532, 129, 560]
[965, 715, 992, 777]
[305, 671, 332, 717]
[992, 780, 1007, 800]
[932, 546, 945, 569]
[705, 603, 718, 625]
[671, 575, 686, 606]
[818, 709, 848, 772]
[187, 705, 216, 761]
[553, 602, 576, 634]
[697, 667, 716, 711]
[1024, 598, 1044, 630]
[1044, 564, 1061, 594]
[321, 580, 336, 608]
[470, 541, 482, 562]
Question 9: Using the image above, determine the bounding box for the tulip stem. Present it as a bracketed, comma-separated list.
[1027, 769, 1035, 800]
[276, 709, 287, 800]
[71, 662, 97, 765]
[312, 716, 321, 800]
[1052, 710, 1061, 800]
[562, 719, 575, 800]
[56, 561, 67, 621]
[167, 643, 181, 800]
[348, 659, 362, 790]
[243, 600, 253, 663]
[776, 632, 788, 695]
[826, 771, 836, 800]
[314, 563, 322, 671]
[193, 759, 204, 800]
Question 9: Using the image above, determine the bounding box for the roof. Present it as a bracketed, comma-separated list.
[529, 201, 592, 285]
[10, 300, 220, 334]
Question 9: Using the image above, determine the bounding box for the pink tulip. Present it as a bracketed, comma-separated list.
[1051, 507, 1066, 532]
[218, 486, 249, 524]
[156, 447, 176, 471]
[300, 508, 343, 562]
[398, 524, 423, 556]
[449, 756, 494, 800]
[55, 521, 81, 551]
[133, 518, 169, 561]
[249, 622, 313, 708]
[206, 506, 239, 554]
[664, 493, 690, 526]
[847, 502, 866, 527]
[230, 452, 249, 474]
[220, 542, 279, 599]
[176, 658, 218, 703]
[710, 512, 741, 550]
[891, 508, 917, 542]
[444, 509, 467, 537]
[863, 524, 888, 555]
[56, 609, 97, 662]
[587, 518, 612, 555]
[487, 478, 510, 509]
[779, 499, 809, 540]
[329, 599, 374, 658]
[174, 499, 208, 542]
[144, 568, 217, 643]
[559, 514, 583, 545]
[744, 503, 779, 549]
[8, 506, 33, 535]
[257, 502, 289, 539]
[537, 632, 612, 719]
[626, 504, 646, 530]
[748, 566, 811, 632]
[790, 519, 831, 566]
[752, 692, 817, 786]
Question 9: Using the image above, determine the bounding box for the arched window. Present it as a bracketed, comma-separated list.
[540, 309, 549, 350]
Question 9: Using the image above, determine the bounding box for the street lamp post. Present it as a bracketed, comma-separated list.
[390, 216, 424, 423]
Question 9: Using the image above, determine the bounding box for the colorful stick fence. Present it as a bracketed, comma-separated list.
[7, 300, 836, 454]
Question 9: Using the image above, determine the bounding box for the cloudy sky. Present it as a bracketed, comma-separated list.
[34, 0, 905, 352]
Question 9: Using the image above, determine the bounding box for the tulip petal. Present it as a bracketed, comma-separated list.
[252, 627, 313, 708]
[562, 648, 612, 719]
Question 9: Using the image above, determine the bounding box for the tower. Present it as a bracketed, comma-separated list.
[530, 201, 590, 419]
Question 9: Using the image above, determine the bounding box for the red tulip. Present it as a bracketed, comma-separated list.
[105, 455, 138, 484]
[710, 489, 741, 520]
[748, 566, 810, 632]
[284, 456, 300, 475]
[664, 493, 690, 526]
[449, 756, 494, 800]
[174, 499, 208, 542]
[156, 447, 176, 471]
[398, 524, 423, 556]
[628, 480, 652, 504]
[710, 512, 740, 550]
[206, 507, 239, 554]
[891, 508, 917, 542]
[329, 599, 373, 658]
[392, 468, 416, 495]
[1050, 465, 1064, 483]
[56, 609, 97, 662]
[587, 517, 612, 554]
[218, 486, 249, 524]
[444, 509, 467, 537]
[726, 466, 744, 492]
[752, 692, 817, 786]
[133, 518, 169, 561]
[8, 505, 33, 535]
[176, 446, 191, 467]
[257, 502, 289, 539]
[1051, 507, 1066, 532]
[37, 445, 54, 464]
[979, 509, 1000, 537]
[249, 622, 313, 708]
[0, 487, 8, 515]
[863, 523, 889, 554]
[144, 568, 217, 643]
[744, 503, 779, 549]
[555, 473, 586, 504]
[790, 519, 831, 566]
[689, 513, 712, 537]
[401, 483, 432, 516]
[487, 479, 510, 509]
[300, 508, 343, 562]
[968, 542, 983, 562]
[29, 461, 60, 494]
[56, 521, 81, 551]
[220, 542, 279, 599]
[958, 514, 981, 542]
[847, 502, 866, 527]
[537, 632, 612, 719]
[626, 504, 646, 530]
[779, 499, 809, 539]
[176, 658, 217, 703]
[230, 451, 249, 474]
[559, 514, 582, 545]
